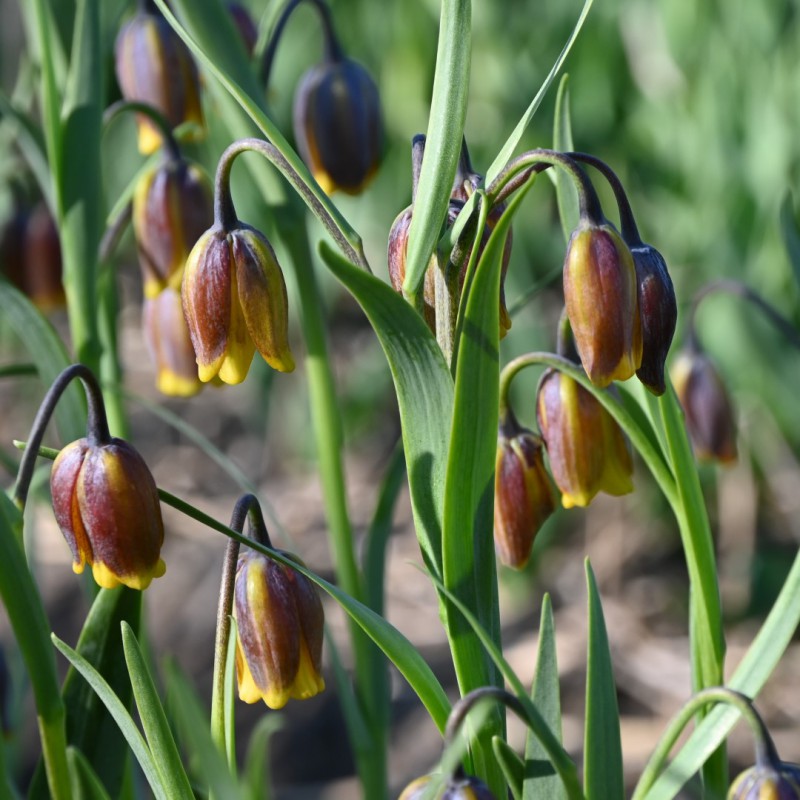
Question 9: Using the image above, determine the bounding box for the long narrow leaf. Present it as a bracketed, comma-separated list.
[524, 595, 566, 800]
[244, 716, 283, 800]
[402, 0, 471, 299]
[486, 0, 594, 184]
[66, 748, 112, 800]
[552, 75, 579, 242]
[583, 562, 624, 800]
[493, 737, 525, 800]
[319, 243, 453, 575]
[51, 635, 166, 800]
[120, 624, 194, 800]
[641, 544, 800, 800]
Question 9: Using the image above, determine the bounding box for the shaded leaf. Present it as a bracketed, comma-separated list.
[552, 75, 579, 242]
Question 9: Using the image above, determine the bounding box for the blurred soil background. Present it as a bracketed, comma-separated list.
[3, 0, 800, 797]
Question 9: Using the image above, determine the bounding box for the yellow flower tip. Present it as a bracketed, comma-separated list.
[235, 649, 265, 705]
[156, 368, 202, 398]
[561, 490, 594, 510]
[264, 348, 295, 374]
[91, 557, 166, 592]
[217, 346, 256, 385]
[313, 169, 336, 197]
[136, 122, 162, 157]
[143, 277, 165, 300]
[290, 640, 326, 701]
[72, 560, 86, 576]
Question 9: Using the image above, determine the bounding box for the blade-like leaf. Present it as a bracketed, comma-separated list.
[319, 243, 453, 574]
[779, 192, 800, 289]
[66, 748, 112, 800]
[493, 737, 525, 800]
[31, 588, 142, 798]
[0, 280, 85, 443]
[524, 595, 566, 800]
[640, 544, 800, 800]
[120, 623, 194, 800]
[552, 75, 579, 242]
[486, 0, 594, 184]
[51, 634, 166, 800]
[244, 716, 283, 800]
[164, 662, 244, 800]
[583, 561, 624, 800]
[402, 0, 471, 299]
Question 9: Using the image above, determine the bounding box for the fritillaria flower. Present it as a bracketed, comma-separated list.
[397, 773, 496, 799]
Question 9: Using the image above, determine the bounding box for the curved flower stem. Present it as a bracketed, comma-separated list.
[687, 279, 800, 352]
[213, 138, 369, 270]
[487, 149, 604, 224]
[13, 364, 109, 510]
[260, 0, 342, 85]
[209, 493, 270, 788]
[632, 688, 773, 800]
[103, 100, 182, 162]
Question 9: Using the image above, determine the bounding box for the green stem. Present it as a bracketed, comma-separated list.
[632, 688, 769, 800]
[280, 218, 387, 799]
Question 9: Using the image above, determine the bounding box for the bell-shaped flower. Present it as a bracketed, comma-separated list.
[729, 760, 800, 799]
[563, 221, 642, 387]
[114, 8, 204, 154]
[50, 437, 166, 590]
[293, 57, 383, 195]
[234, 549, 325, 709]
[143, 287, 202, 397]
[182, 223, 294, 384]
[671, 348, 737, 463]
[494, 416, 557, 569]
[132, 156, 213, 298]
[631, 242, 677, 395]
[536, 368, 633, 508]
[398, 773, 497, 799]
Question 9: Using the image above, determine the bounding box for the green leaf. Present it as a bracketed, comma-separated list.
[51, 634, 166, 800]
[120, 624, 194, 800]
[32, 588, 142, 799]
[486, 0, 594, 184]
[402, 0, 471, 299]
[0, 280, 85, 443]
[164, 662, 244, 800]
[422, 568, 584, 800]
[243, 716, 283, 800]
[640, 544, 800, 800]
[583, 561, 623, 800]
[524, 595, 566, 800]
[552, 75, 579, 242]
[66, 748, 112, 800]
[319, 243, 453, 575]
[493, 737, 525, 800]
[0, 493, 71, 799]
[157, 488, 453, 734]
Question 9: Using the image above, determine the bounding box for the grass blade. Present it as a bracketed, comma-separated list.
[494, 737, 525, 800]
[552, 74, 579, 242]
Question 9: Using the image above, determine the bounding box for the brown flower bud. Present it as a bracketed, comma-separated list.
[563, 221, 642, 387]
[671, 348, 737, 463]
[234, 549, 325, 709]
[50, 437, 166, 590]
[227, 3, 258, 56]
[536, 368, 633, 508]
[494, 416, 557, 569]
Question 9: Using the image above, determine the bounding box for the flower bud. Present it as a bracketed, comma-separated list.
[671, 348, 737, 463]
[182, 223, 294, 384]
[536, 368, 633, 508]
[50, 437, 166, 590]
[397, 774, 496, 799]
[563, 221, 642, 387]
[387, 200, 512, 336]
[631, 243, 677, 395]
[132, 157, 213, 298]
[728, 761, 800, 799]
[0, 206, 28, 293]
[293, 57, 383, 195]
[234, 549, 325, 709]
[23, 202, 65, 311]
[494, 417, 557, 569]
[143, 287, 202, 397]
[115, 9, 204, 154]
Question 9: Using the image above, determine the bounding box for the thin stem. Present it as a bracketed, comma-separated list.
[632, 688, 774, 800]
[411, 134, 426, 202]
[13, 364, 110, 509]
[566, 152, 641, 243]
[260, 0, 342, 84]
[487, 149, 604, 224]
[444, 686, 528, 751]
[212, 138, 368, 269]
[688, 279, 800, 352]
[99, 201, 133, 266]
[103, 100, 181, 162]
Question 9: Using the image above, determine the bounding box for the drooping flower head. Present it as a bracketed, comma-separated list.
[115, 5, 204, 154]
[234, 549, 325, 709]
[50, 437, 166, 590]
